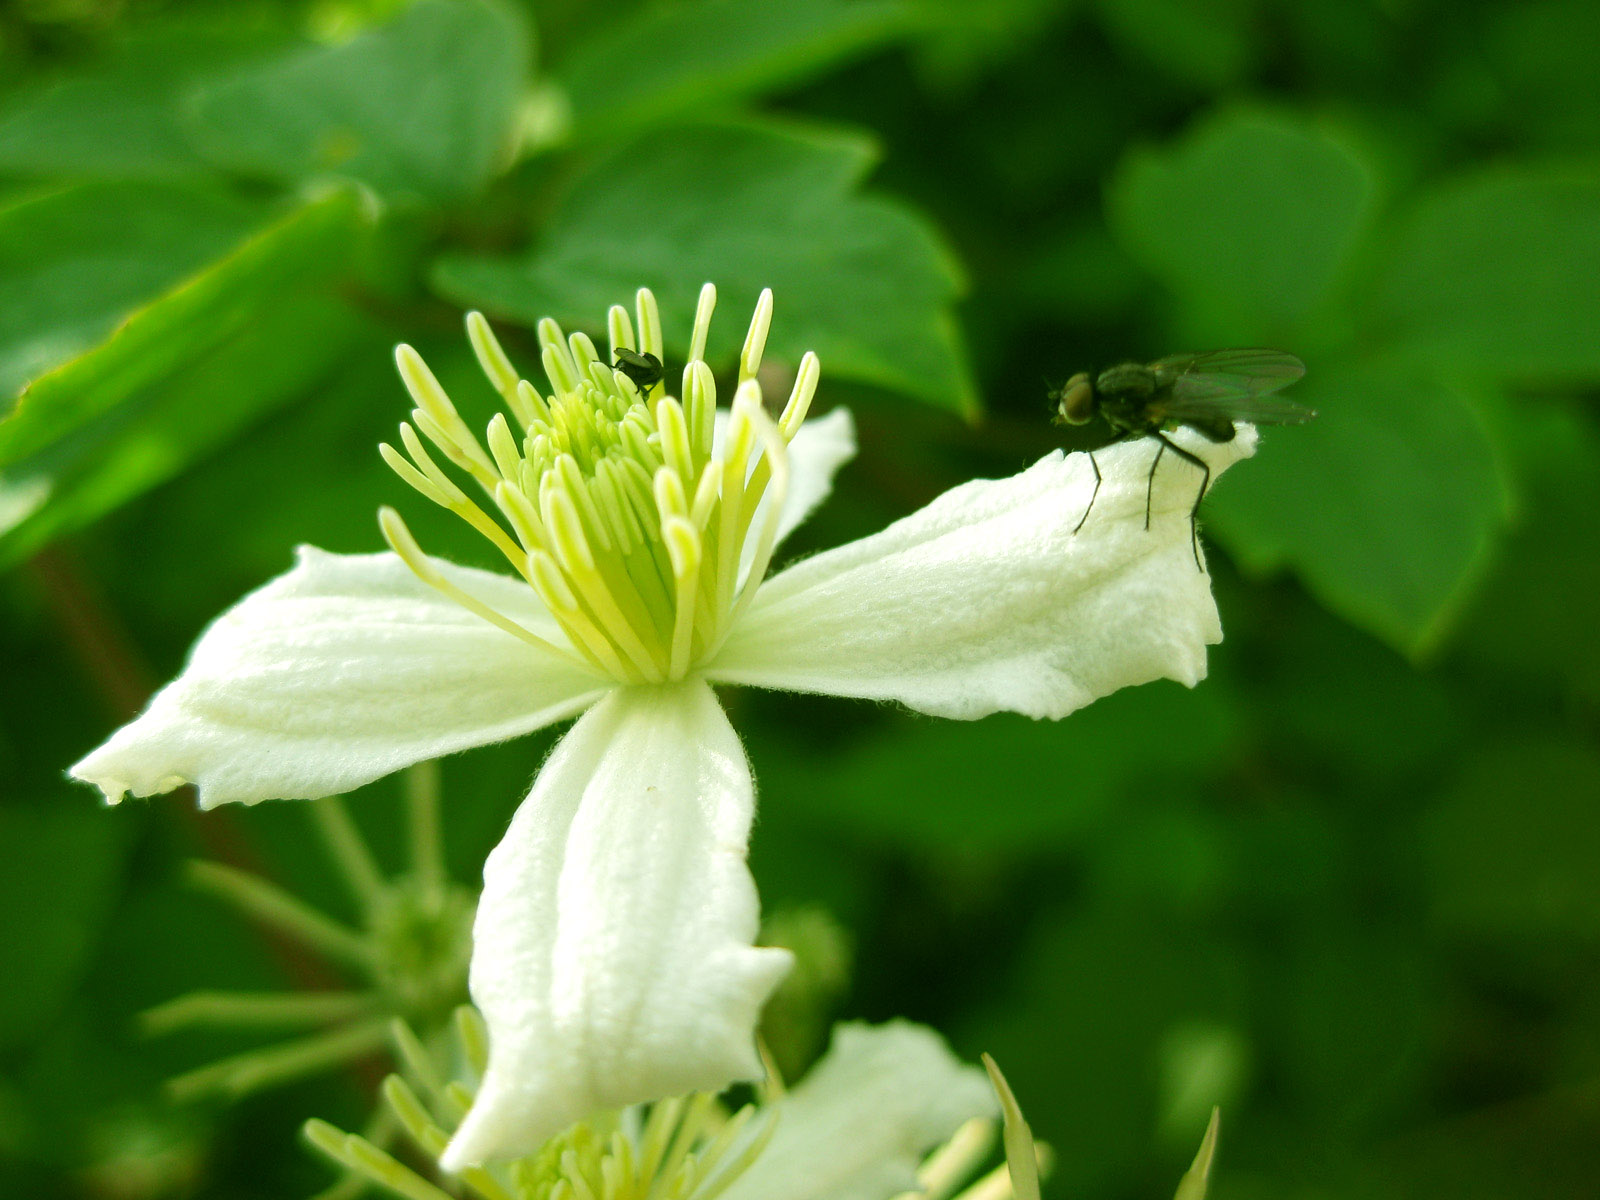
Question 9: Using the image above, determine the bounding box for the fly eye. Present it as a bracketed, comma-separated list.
[1055, 375, 1094, 425]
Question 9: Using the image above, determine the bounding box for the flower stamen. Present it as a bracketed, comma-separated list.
[378, 507, 590, 670]
[380, 285, 818, 686]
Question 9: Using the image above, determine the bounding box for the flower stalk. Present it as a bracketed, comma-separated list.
[140, 770, 473, 1103]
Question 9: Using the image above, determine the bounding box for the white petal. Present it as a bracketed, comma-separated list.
[708, 428, 1257, 720]
[716, 408, 857, 584]
[719, 1022, 998, 1200]
[442, 679, 792, 1168]
[70, 548, 609, 808]
[766, 407, 857, 554]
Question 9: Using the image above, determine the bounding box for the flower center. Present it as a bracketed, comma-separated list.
[513, 1093, 774, 1200]
[378, 285, 819, 685]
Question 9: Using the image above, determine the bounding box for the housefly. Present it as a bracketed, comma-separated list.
[1051, 349, 1313, 570]
[613, 347, 665, 398]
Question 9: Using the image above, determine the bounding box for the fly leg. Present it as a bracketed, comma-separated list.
[1073, 452, 1102, 534]
[1074, 432, 1129, 535]
[1152, 432, 1211, 572]
[1144, 439, 1167, 530]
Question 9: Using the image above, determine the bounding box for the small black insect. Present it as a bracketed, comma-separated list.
[1051, 349, 1313, 570]
[613, 347, 664, 398]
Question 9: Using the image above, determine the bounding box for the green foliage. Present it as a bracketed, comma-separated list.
[0, 802, 130, 1053]
[2, 0, 1599, 1197]
[0, 188, 373, 567]
[557, 0, 916, 140]
[1109, 109, 1375, 334]
[766, 681, 1236, 856]
[1373, 169, 1600, 382]
[186, 0, 532, 202]
[1207, 359, 1508, 654]
[1109, 107, 1528, 654]
[0, 180, 263, 402]
[434, 118, 976, 415]
[0, 21, 297, 180]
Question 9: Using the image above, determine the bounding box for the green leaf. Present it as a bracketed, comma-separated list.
[1371, 167, 1600, 382]
[186, 0, 531, 202]
[0, 21, 296, 180]
[769, 681, 1237, 855]
[1204, 358, 1509, 656]
[1422, 738, 1600, 942]
[1094, 0, 1259, 91]
[975, 907, 1249, 1195]
[557, 0, 913, 140]
[0, 188, 374, 566]
[1108, 108, 1377, 335]
[1456, 400, 1600, 699]
[1276, 925, 1433, 1122]
[433, 118, 975, 416]
[0, 802, 130, 1052]
[0, 181, 264, 406]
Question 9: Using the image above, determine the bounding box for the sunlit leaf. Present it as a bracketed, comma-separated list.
[0, 188, 374, 566]
[557, 0, 913, 139]
[186, 0, 531, 202]
[0, 181, 263, 405]
[0, 21, 295, 179]
[433, 118, 975, 415]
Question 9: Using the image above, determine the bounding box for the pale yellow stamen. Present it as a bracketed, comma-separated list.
[466, 310, 520, 405]
[378, 508, 588, 670]
[738, 287, 774, 384]
[379, 288, 815, 687]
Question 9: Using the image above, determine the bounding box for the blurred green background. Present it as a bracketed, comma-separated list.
[3, 0, 1599, 1196]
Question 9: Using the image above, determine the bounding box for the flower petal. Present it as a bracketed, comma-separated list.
[70, 548, 609, 808]
[708, 428, 1257, 720]
[718, 408, 856, 584]
[719, 1021, 998, 1200]
[768, 407, 857, 552]
[442, 679, 792, 1168]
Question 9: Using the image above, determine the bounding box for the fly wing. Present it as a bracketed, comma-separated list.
[1151, 350, 1314, 424]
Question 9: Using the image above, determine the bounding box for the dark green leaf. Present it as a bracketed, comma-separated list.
[0, 22, 296, 180]
[1422, 738, 1600, 941]
[0, 181, 264, 405]
[433, 119, 976, 415]
[1093, 0, 1259, 91]
[1109, 108, 1376, 335]
[0, 188, 374, 566]
[1372, 168, 1600, 383]
[770, 681, 1237, 856]
[186, 0, 531, 202]
[1275, 926, 1434, 1123]
[0, 802, 130, 1052]
[975, 906, 1249, 1195]
[557, 0, 913, 139]
[1456, 399, 1600, 699]
[1205, 358, 1510, 656]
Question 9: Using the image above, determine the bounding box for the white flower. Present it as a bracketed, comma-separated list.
[71, 285, 1254, 1166]
[311, 1018, 1007, 1200]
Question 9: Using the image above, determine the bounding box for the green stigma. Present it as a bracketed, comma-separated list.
[378, 285, 821, 685]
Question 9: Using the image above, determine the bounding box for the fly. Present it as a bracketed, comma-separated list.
[1050, 348, 1313, 570]
[613, 347, 665, 399]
